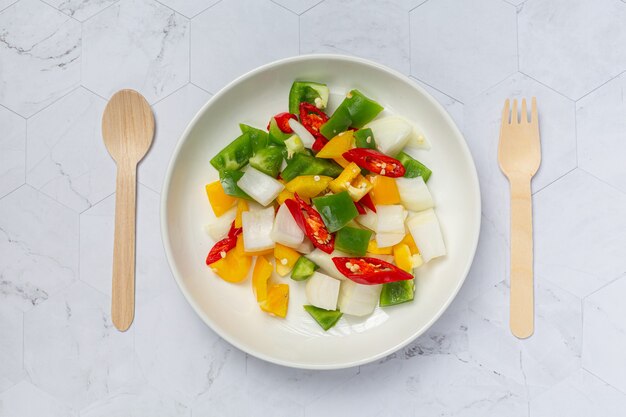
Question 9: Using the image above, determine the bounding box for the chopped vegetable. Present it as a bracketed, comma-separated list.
[359, 193, 376, 212]
[288, 118, 316, 148]
[205, 206, 237, 241]
[303, 305, 342, 331]
[375, 232, 405, 248]
[380, 280, 415, 307]
[320, 90, 383, 138]
[396, 151, 432, 181]
[343, 148, 405, 178]
[271, 203, 305, 248]
[363, 116, 412, 156]
[367, 239, 392, 255]
[375, 205, 406, 234]
[274, 243, 301, 276]
[337, 280, 382, 316]
[205, 221, 241, 265]
[354, 128, 376, 149]
[296, 239, 314, 254]
[291, 257, 318, 281]
[285, 175, 333, 198]
[334, 226, 372, 256]
[269, 112, 296, 133]
[396, 176, 434, 212]
[205, 181, 238, 216]
[284, 135, 305, 159]
[305, 272, 341, 310]
[332, 256, 413, 285]
[401, 233, 419, 255]
[280, 153, 343, 182]
[328, 162, 373, 201]
[234, 199, 248, 228]
[405, 124, 430, 150]
[393, 243, 413, 272]
[306, 248, 348, 280]
[209, 235, 252, 283]
[210, 132, 252, 172]
[249, 146, 283, 177]
[289, 81, 329, 114]
[268, 116, 293, 145]
[252, 256, 273, 302]
[299, 102, 329, 143]
[237, 167, 285, 206]
[312, 191, 359, 233]
[316, 131, 354, 159]
[241, 206, 275, 252]
[355, 208, 377, 231]
[219, 170, 252, 200]
[368, 175, 401, 205]
[285, 194, 335, 253]
[312, 136, 329, 153]
[239, 124, 269, 154]
[406, 209, 446, 263]
[277, 188, 295, 205]
[260, 284, 289, 318]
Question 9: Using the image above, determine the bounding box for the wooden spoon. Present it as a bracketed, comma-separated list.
[102, 90, 154, 331]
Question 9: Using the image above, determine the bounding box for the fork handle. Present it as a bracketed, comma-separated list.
[509, 174, 534, 338]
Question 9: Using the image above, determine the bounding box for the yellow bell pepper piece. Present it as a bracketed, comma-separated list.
[274, 244, 301, 276]
[401, 233, 419, 255]
[234, 199, 248, 228]
[316, 131, 354, 159]
[244, 247, 274, 256]
[252, 256, 273, 302]
[206, 181, 237, 217]
[277, 189, 294, 205]
[367, 239, 393, 255]
[209, 235, 252, 283]
[333, 156, 351, 168]
[393, 243, 413, 273]
[285, 175, 333, 198]
[329, 162, 373, 201]
[368, 175, 401, 205]
[260, 283, 289, 318]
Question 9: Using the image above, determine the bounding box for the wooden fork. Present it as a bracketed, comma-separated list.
[498, 97, 541, 339]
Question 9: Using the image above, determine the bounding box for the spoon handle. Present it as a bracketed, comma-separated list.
[111, 161, 137, 331]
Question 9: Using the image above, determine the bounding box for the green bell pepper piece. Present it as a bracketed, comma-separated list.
[249, 147, 283, 177]
[219, 170, 252, 200]
[291, 257, 318, 281]
[289, 81, 330, 114]
[320, 90, 384, 138]
[210, 132, 252, 171]
[268, 117, 292, 146]
[334, 226, 372, 256]
[354, 128, 377, 149]
[397, 151, 432, 181]
[380, 279, 415, 307]
[312, 191, 359, 233]
[239, 124, 269, 154]
[280, 153, 343, 181]
[303, 305, 343, 331]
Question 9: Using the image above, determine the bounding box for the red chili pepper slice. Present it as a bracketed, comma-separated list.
[267, 112, 297, 133]
[359, 193, 376, 213]
[311, 137, 328, 152]
[332, 257, 413, 285]
[342, 149, 406, 178]
[206, 222, 241, 265]
[299, 102, 329, 142]
[285, 194, 335, 253]
[354, 201, 366, 215]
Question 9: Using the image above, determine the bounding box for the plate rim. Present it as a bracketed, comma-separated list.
[160, 53, 482, 370]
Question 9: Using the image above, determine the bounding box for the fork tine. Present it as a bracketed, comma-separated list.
[512, 99, 518, 124]
[531, 97, 537, 123]
[502, 99, 510, 124]
[521, 98, 528, 123]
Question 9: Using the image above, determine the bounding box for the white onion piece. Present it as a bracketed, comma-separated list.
[338, 281, 382, 317]
[296, 239, 314, 254]
[356, 208, 377, 231]
[306, 248, 349, 280]
[407, 209, 446, 263]
[271, 204, 304, 248]
[405, 124, 431, 150]
[364, 116, 412, 156]
[306, 272, 341, 311]
[375, 205, 406, 234]
[237, 167, 284, 206]
[204, 206, 237, 241]
[396, 176, 434, 212]
[241, 207, 275, 252]
[289, 118, 315, 148]
[376, 232, 405, 248]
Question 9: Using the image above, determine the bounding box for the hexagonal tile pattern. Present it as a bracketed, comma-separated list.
[272, 0, 322, 14]
[134, 290, 246, 404]
[82, 0, 189, 104]
[156, 0, 219, 18]
[519, 0, 626, 100]
[0, 0, 18, 11]
[468, 280, 581, 398]
[0, 0, 81, 117]
[26, 88, 114, 213]
[530, 370, 626, 417]
[0, 304, 23, 390]
[301, 0, 410, 75]
[191, 0, 298, 93]
[81, 385, 189, 417]
[0, 381, 76, 417]
[464, 73, 576, 228]
[0, 106, 25, 199]
[138, 84, 210, 192]
[577, 72, 626, 194]
[80, 184, 176, 301]
[410, 77, 464, 130]
[43, 0, 118, 21]
[583, 276, 626, 393]
[410, 0, 517, 102]
[23, 281, 137, 409]
[0, 186, 78, 311]
[535, 169, 626, 297]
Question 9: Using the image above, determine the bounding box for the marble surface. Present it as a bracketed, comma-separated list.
[1, 0, 625, 415]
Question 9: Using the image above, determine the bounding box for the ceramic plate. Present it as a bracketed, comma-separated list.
[161, 55, 481, 369]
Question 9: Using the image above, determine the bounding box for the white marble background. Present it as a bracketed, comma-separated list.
[1, 0, 626, 415]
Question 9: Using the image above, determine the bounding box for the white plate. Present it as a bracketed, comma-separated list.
[161, 55, 481, 369]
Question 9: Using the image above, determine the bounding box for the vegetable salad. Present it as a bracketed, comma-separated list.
[204, 81, 446, 331]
